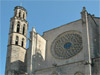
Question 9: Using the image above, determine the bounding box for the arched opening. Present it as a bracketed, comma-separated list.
[21, 38, 24, 47]
[19, 10, 21, 17]
[23, 13, 25, 19]
[16, 21, 20, 33]
[15, 36, 19, 45]
[10, 36, 12, 45]
[22, 24, 25, 35]
[14, 10, 17, 17]
[11, 21, 14, 32]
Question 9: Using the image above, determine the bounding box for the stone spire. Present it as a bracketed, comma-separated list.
[81, 7, 88, 24]
[82, 7, 86, 12]
[32, 27, 36, 32]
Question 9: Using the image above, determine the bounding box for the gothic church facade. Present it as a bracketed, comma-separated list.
[5, 6, 100, 75]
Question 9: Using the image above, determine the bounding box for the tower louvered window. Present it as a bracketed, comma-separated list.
[15, 36, 19, 45]
[22, 24, 25, 35]
[23, 13, 25, 19]
[16, 21, 20, 33]
[21, 38, 24, 47]
[11, 21, 14, 32]
[10, 36, 12, 45]
[19, 10, 21, 17]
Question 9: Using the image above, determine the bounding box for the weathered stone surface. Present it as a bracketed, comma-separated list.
[5, 6, 100, 75]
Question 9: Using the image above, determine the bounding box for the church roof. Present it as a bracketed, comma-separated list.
[43, 19, 81, 34]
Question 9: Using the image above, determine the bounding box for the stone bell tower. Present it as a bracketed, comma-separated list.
[5, 6, 28, 75]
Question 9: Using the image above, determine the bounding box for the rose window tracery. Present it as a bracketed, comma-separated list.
[51, 31, 82, 59]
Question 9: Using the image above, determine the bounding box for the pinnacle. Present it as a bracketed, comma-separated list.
[32, 27, 36, 32]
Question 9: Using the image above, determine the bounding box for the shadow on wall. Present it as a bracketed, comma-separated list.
[32, 52, 46, 71]
[10, 60, 26, 74]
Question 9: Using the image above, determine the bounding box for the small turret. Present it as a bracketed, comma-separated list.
[82, 7, 86, 12]
[32, 27, 36, 32]
[14, 6, 27, 20]
[81, 7, 88, 24]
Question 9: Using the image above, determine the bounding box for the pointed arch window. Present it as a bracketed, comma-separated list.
[21, 38, 24, 47]
[11, 21, 14, 32]
[9, 36, 12, 45]
[15, 36, 19, 45]
[23, 13, 25, 19]
[22, 24, 25, 35]
[19, 10, 21, 17]
[16, 21, 20, 33]
[14, 10, 17, 17]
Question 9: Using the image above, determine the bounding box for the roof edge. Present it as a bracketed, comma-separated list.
[43, 19, 81, 34]
[14, 6, 27, 12]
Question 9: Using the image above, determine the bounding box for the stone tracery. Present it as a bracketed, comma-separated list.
[51, 31, 82, 59]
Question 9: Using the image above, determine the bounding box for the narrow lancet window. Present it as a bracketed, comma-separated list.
[23, 13, 25, 19]
[16, 21, 20, 33]
[10, 36, 12, 45]
[22, 24, 25, 35]
[21, 38, 24, 47]
[11, 22, 14, 32]
[15, 36, 19, 45]
[19, 10, 21, 17]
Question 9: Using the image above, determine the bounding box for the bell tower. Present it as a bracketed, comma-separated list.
[5, 6, 28, 75]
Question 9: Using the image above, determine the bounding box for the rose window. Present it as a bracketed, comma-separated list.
[51, 31, 82, 59]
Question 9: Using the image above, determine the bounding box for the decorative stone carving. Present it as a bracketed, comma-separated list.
[51, 31, 82, 59]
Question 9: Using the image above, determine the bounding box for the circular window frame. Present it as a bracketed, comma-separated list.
[51, 30, 83, 59]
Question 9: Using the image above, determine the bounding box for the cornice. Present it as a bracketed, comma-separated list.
[7, 44, 26, 50]
[10, 17, 28, 25]
[14, 6, 27, 14]
[9, 32, 27, 38]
